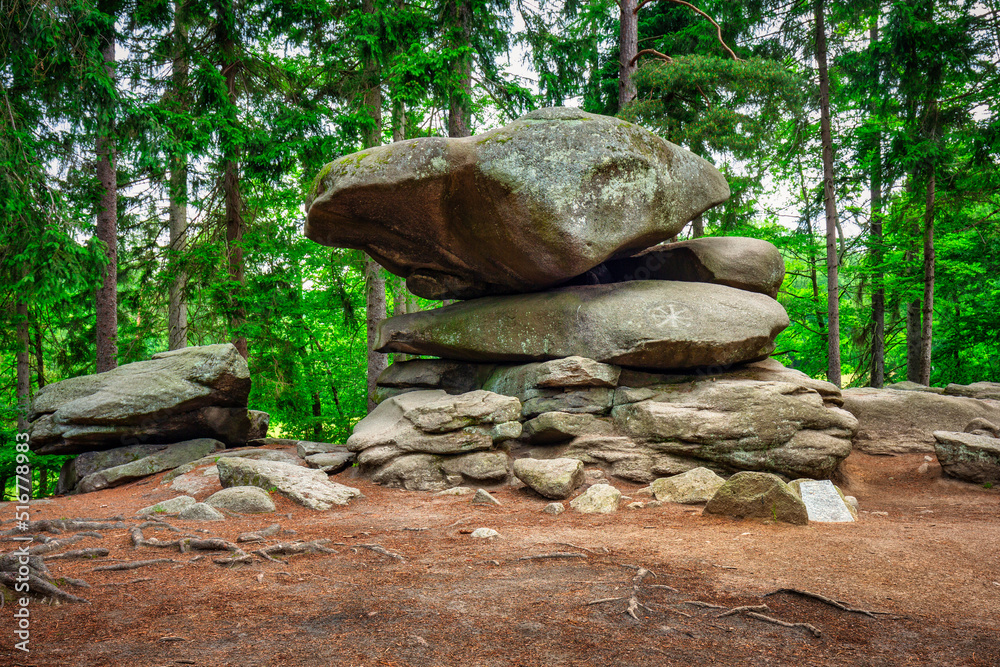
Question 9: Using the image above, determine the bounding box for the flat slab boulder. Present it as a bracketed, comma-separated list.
[377, 281, 788, 371]
[75, 438, 225, 494]
[565, 236, 784, 299]
[933, 431, 1000, 484]
[842, 388, 1000, 455]
[306, 107, 729, 300]
[703, 472, 808, 525]
[28, 344, 251, 455]
[216, 457, 361, 510]
[944, 382, 1000, 401]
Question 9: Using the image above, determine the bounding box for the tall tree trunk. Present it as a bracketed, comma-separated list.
[33, 323, 45, 388]
[168, 0, 189, 351]
[95, 16, 118, 373]
[868, 23, 886, 388]
[690, 214, 704, 239]
[446, 0, 472, 137]
[16, 299, 29, 432]
[218, 0, 246, 358]
[815, 0, 841, 387]
[618, 0, 638, 112]
[362, 0, 388, 411]
[920, 161, 936, 385]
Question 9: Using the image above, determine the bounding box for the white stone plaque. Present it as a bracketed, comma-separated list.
[799, 479, 855, 523]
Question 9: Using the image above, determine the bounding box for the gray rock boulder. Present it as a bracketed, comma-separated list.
[703, 472, 808, 525]
[472, 489, 501, 506]
[29, 344, 251, 455]
[377, 281, 788, 371]
[944, 382, 1000, 401]
[306, 107, 729, 300]
[569, 483, 621, 513]
[522, 412, 614, 444]
[58, 443, 170, 495]
[565, 236, 785, 299]
[216, 457, 362, 510]
[842, 388, 1000, 454]
[650, 467, 726, 504]
[205, 486, 276, 514]
[305, 452, 355, 474]
[75, 438, 225, 494]
[933, 431, 1000, 484]
[247, 410, 270, 440]
[512, 458, 585, 499]
[178, 502, 225, 521]
[136, 495, 196, 516]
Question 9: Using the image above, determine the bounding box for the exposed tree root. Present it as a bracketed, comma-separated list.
[93, 559, 176, 572]
[588, 567, 658, 621]
[518, 552, 587, 561]
[353, 544, 405, 561]
[0, 572, 90, 604]
[682, 600, 727, 610]
[28, 535, 87, 556]
[764, 588, 879, 618]
[746, 611, 822, 638]
[717, 604, 769, 618]
[46, 548, 110, 561]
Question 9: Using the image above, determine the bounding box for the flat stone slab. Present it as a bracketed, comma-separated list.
[797, 480, 855, 523]
[377, 281, 788, 371]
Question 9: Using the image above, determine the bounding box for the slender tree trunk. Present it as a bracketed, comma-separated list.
[168, 0, 189, 351]
[869, 24, 886, 388]
[95, 18, 118, 373]
[16, 299, 29, 432]
[903, 176, 922, 383]
[690, 214, 704, 239]
[618, 0, 638, 112]
[920, 165, 936, 385]
[446, 0, 472, 137]
[219, 0, 246, 358]
[815, 0, 841, 387]
[33, 323, 45, 388]
[362, 0, 388, 411]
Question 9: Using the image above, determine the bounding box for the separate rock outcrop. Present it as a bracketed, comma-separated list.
[377, 281, 788, 371]
[569, 483, 621, 513]
[933, 431, 1000, 484]
[205, 486, 277, 514]
[178, 503, 225, 521]
[649, 467, 726, 504]
[703, 472, 808, 525]
[247, 410, 270, 440]
[563, 236, 785, 299]
[217, 458, 361, 510]
[512, 458, 585, 499]
[944, 382, 1000, 401]
[75, 438, 224, 494]
[29, 344, 251, 455]
[346, 390, 521, 491]
[787, 478, 857, 522]
[842, 387, 1000, 455]
[306, 107, 729, 300]
[58, 443, 171, 495]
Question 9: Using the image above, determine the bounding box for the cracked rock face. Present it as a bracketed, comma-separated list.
[305, 107, 729, 300]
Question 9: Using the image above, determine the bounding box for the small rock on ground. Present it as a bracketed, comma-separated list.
[136, 496, 196, 516]
[542, 502, 565, 515]
[569, 484, 621, 514]
[470, 528, 501, 539]
[177, 503, 225, 521]
[205, 486, 276, 514]
[471, 489, 501, 506]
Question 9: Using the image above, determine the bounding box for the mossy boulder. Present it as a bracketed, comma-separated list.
[703, 472, 808, 525]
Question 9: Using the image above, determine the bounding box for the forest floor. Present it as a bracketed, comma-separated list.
[1, 450, 998, 667]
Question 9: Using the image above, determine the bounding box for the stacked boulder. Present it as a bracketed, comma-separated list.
[306, 107, 858, 490]
[28, 344, 253, 494]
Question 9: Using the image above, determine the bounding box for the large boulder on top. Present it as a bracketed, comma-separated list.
[564, 236, 785, 299]
[376, 281, 788, 371]
[28, 344, 251, 455]
[305, 107, 730, 300]
[842, 387, 1000, 455]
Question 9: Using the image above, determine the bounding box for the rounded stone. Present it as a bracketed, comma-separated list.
[205, 486, 277, 514]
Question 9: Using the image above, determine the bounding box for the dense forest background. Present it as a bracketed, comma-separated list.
[2, 0, 999, 496]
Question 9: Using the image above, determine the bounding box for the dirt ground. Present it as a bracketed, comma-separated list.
[1, 450, 998, 667]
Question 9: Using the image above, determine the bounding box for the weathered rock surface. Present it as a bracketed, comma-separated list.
[565, 236, 785, 299]
[512, 458, 585, 499]
[306, 107, 729, 300]
[569, 483, 621, 513]
[136, 495, 196, 516]
[216, 458, 361, 510]
[787, 478, 857, 522]
[472, 489, 501, 506]
[649, 467, 726, 504]
[58, 443, 170, 495]
[842, 388, 1000, 455]
[247, 410, 270, 440]
[75, 438, 225, 494]
[703, 472, 808, 525]
[347, 390, 519, 490]
[933, 431, 1000, 484]
[305, 452, 355, 474]
[944, 382, 1000, 401]
[886, 381, 945, 394]
[205, 486, 277, 514]
[522, 412, 614, 444]
[178, 502, 225, 521]
[29, 344, 251, 455]
[377, 281, 788, 371]
[376, 360, 497, 397]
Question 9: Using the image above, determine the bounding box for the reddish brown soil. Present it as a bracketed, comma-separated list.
[1, 451, 999, 667]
